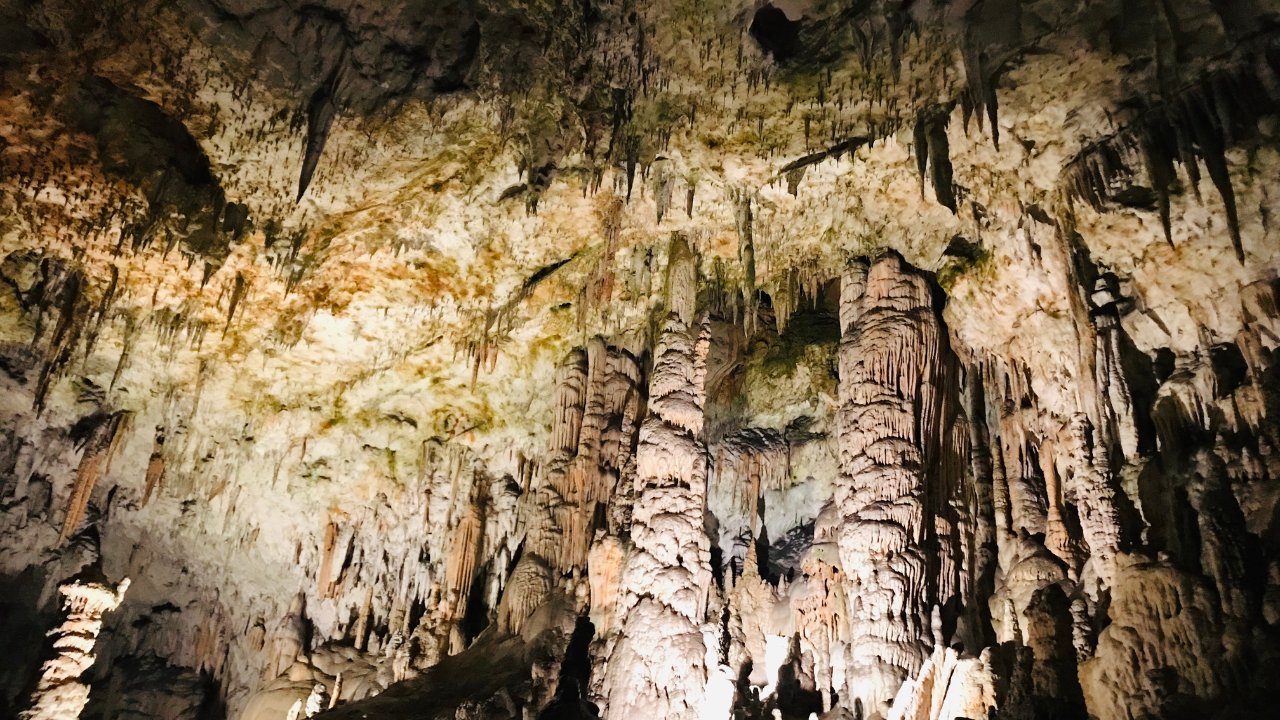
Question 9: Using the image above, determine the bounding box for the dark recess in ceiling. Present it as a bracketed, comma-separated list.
[750, 4, 802, 63]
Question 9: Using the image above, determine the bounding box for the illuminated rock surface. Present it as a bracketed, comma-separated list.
[2, 2, 1280, 720]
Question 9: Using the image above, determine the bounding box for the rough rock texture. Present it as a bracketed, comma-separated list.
[525, 338, 641, 576]
[21, 575, 129, 720]
[2, 1, 1280, 720]
[835, 252, 967, 717]
[601, 234, 714, 720]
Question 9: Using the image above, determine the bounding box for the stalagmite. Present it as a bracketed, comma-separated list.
[496, 554, 553, 635]
[267, 594, 308, 682]
[7, 5, 1280, 720]
[20, 576, 130, 720]
[835, 251, 963, 716]
[1038, 436, 1081, 572]
[793, 502, 847, 712]
[603, 234, 713, 720]
[963, 368, 998, 652]
[1092, 278, 1139, 460]
[352, 587, 373, 650]
[885, 647, 997, 720]
[587, 531, 627, 634]
[1064, 415, 1123, 586]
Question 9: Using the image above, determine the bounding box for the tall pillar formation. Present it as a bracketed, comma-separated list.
[836, 251, 960, 717]
[602, 234, 713, 720]
[21, 576, 130, 720]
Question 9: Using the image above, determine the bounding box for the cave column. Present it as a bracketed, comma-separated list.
[602, 234, 714, 720]
[20, 576, 129, 720]
[835, 252, 949, 717]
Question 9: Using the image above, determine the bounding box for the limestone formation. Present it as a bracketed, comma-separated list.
[2, 2, 1280, 720]
[20, 576, 129, 720]
[59, 413, 129, 543]
[835, 252, 964, 715]
[714, 427, 788, 535]
[526, 339, 642, 575]
[886, 647, 997, 720]
[603, 235, 713, 720]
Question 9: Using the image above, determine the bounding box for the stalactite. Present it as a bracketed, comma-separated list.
[580, 199, 625, 327]
[298, 71, 340, 201]
[914, 106, 956, 211]
[603, 234, 712, 720]
[527, 339, 640, 575]
[81, 265, 117, 367]
[729, 191, 757, 333]
[444, 495, 484, 621]
[141, 430, 166, 507]
[60, 412, 130, 543]
[34, 266, 89, 413]
[353, 587, 373, 650]
[318, 522, 355, 600]
[266, 593, 308, 682]
[654, 162, 673, 222]
[998, 399, 1048, 539]
[714, 428, 788, 535]
[223, 272, 248, 336]
[1091, 278, 1139, 460]
[785, 166, 806, 196]
[933, 355, 971, 626]
[19, 576, 130, 720]
[665, 231, 698, 325]
[1059, 62, 1280, 260]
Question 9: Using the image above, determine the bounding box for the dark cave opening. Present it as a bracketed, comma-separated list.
[749, 5, 802, 63]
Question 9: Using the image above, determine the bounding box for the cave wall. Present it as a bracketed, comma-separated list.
[2, 0, 1280, 719]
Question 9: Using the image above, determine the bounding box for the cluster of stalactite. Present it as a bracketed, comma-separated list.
[524, 337, 643, 576]
[714, 427, 789, 533]
[221, 441, 528, 718]
[1059, 42, 1280, 260]
[669, 251, 1278, 720]
[206, 235, 1279, 720]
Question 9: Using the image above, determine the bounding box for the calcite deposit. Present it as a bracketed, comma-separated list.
[2, 1, 1280, 720]
[20, 576, 129, 720]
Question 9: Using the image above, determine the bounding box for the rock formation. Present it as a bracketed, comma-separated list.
[1, 2, 1279, 720]
[835, 252, 966, 716]
[602, 234, 714, 720]
[20, 575, 129, 720]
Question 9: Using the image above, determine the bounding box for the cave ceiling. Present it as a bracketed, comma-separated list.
[4, 0, 1263, 453]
